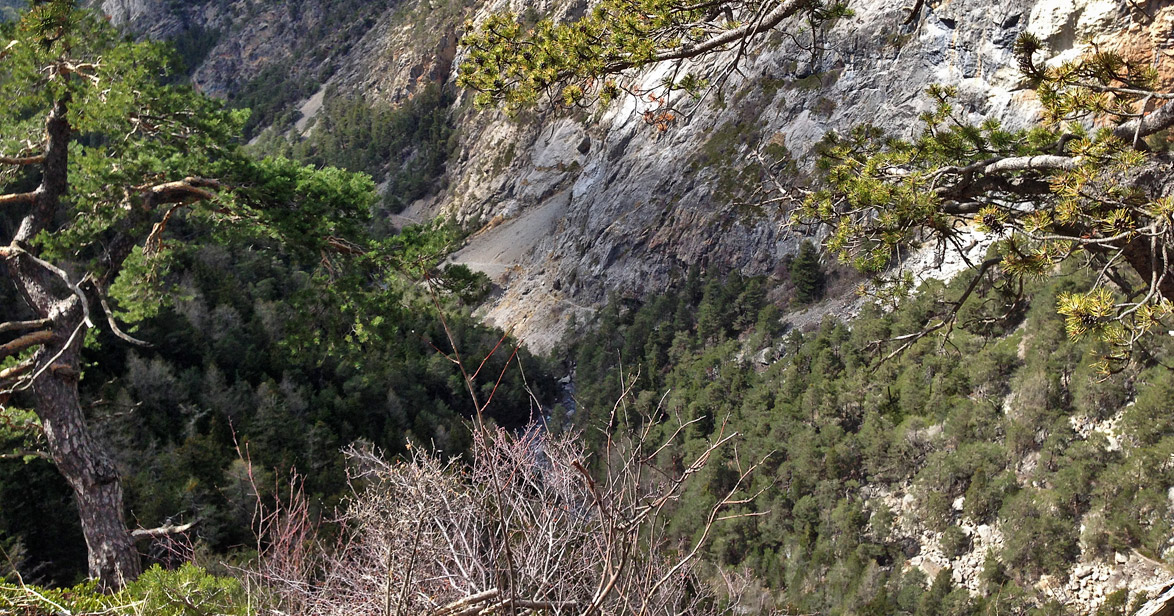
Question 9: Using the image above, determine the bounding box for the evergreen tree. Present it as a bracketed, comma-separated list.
[0, 2, 370, 588]
[790, 240, 824, 305]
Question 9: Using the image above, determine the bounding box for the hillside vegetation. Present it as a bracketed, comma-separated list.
[567, 266, 1174, 614]
[3, 0, 1174, 614]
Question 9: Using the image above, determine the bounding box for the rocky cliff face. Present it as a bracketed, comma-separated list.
[441, 0, 1042, 351]
[92, 0, 1174, 610]
[435, 0, 1173, 353]
[99, 0, 301, 96]
[95, 0, 456, 101]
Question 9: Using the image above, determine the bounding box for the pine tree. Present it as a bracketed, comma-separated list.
[0, 2, 371, 588]
[790, 241, 825, 305]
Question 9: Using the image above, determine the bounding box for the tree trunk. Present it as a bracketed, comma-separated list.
[6, 233, 143, 593]
[3, 94, 142, 590]
[33, 327, 142, 589]
[1120, 233, 1174, 302]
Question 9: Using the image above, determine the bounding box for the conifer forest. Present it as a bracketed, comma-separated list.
[3, 0, 1174, 614]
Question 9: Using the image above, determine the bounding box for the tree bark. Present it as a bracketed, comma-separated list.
[1118, 235, 1174, 302]
[3, 94, 141, 589]
[32, 319, 142, 589]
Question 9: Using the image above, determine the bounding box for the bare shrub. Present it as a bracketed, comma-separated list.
[248, 289, 766, 615]
[249, 409, 763, 616]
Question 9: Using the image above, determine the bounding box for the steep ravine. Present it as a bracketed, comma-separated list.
[92, 0, 1174, 611]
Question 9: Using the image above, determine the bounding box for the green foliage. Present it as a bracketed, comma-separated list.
[939, 523, 967, 556]
[789, 240, 825, 304]
[999, 492, 1079, 580]
[1095, 589, 1129, 616]
[0, 3, 370, 316]
[122, 564, 248, 616]
[0, 3, 549, 585]
[458, 0, 848, 113]
[0, 214, 549, 580]
[437, 264, 493, 304]
[0, 458, 83, 586]
[0, 564, 246, 616]
[233, 58, 318, 137]
[795, 44, 1174, 368]
[566, 264, 1174, 614]
[167, 24, 221, 76]
[269, 84, 457, 219]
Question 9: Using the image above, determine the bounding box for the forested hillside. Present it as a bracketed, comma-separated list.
[567, 267, 1174, 614]
[3, 0, 1174, 615]
[0, 227, 552, 584]
[0, 0, 551, 592]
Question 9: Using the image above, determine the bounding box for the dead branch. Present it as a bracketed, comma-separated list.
[87, 281, 152, 347]
[0, 449, 50, 461]
[139, 176, 223, 206]
[430, 589, 502, 616]
[251, 413, 747, 616]
[0, 360, 35, 383]
[0, 321, 85, 399]
[246, 278, 755, 616]
[903, 0, 926, 24]
[974, 155, 1082, 173]
[130, 519, 197, 540]
[325, 236, 366, 255]
[137, 177, 225, 252]
[1113, 99, 1174, 146]
[0, 192, 36, 206]
[617, 0, 808, 68]
[0, 154, 44, 165]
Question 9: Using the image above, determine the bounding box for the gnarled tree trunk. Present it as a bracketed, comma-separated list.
[3, 96, 141, 589]
[31, 320, 141, 588]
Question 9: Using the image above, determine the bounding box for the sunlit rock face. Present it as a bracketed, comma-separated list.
[88, 0, 1166, 355]
[436, 0, 1172, 353]
[440, 0, 1046, 351]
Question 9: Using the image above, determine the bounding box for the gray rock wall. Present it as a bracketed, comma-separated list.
[441, 0, 1044, 350]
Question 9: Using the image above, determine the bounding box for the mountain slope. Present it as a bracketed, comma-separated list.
[61, 0, 1174, 610]
[91, 0, 1174, 352]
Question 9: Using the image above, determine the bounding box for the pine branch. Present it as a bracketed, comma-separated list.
[0, 330, 55, 360]
[0, 155, 45, 165]
[138, 176, 224, 205]
[611, 0, 808, 69]
[0, 192, 36, 206]
[0, 359, 35, 382]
